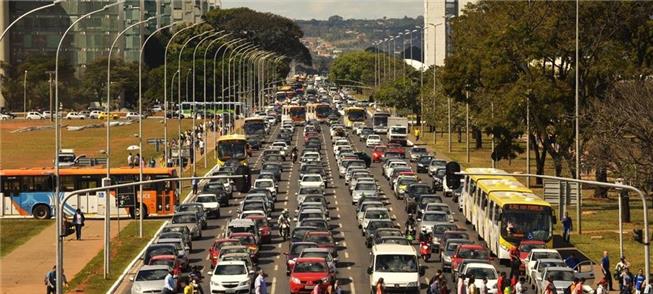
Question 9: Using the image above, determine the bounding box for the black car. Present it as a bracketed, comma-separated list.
[405, 183, 433, 214]
[261, 162, 282, 182]
[416, 155, 434, 173]
[201, 182, 229, 206]
[353, 151, 371, 167]
[290, 226, 319, 243]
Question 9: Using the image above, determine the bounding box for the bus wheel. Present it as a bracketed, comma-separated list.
[131, 206, 149, 219]
[32, 205, 51, 219]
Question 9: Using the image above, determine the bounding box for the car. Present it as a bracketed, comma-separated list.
[0, 113, 12, 120]
[177, 203, 208, 229]
[428, 159, 448, 176]
[537, 267, 595, 294]
[143, 243, 178, 265]
[285, 242, 319, 275]
[154, 238, 189, 270]
[529, 258, 567, 286]
[395, 176, 419, 199]
[246, 215, 272, 244]
[351, 181, 379, 205]
[372, 145, 387, 162]
[89, 110, 102, 119]
[288, 258, 334, 294]
[298, 247, 337, 273]
[408, 146, 429, 162]
[126, 112, 143, 119]
[97, 112, 119, 120]
[299, 174, 325, 190]
[416, 155, 434, 173]
[208, 238, 241, 268]
[253, 178, 277, 197]
[367, 227, 404, 247]
[65, 112, 87, 119]
[462, 263, 499, 293]
[155, 231, 190, 254]
[209, 261, 252, 294]
[299, 218, 330, 232]
[424, 203, 454, 222]
[291, 226, 319, 243]
[525, 249, 563, 282]
[195, 193, 221, 218]
[451, 244, 492, 276]
[171, 212, 202, 239]
[366, 134, 382, 147]
[228, 232, 259, 262]
[302, 231, 338, 258]
[416, 194, 444, 216]
[441, 239, 475, 271]
[261, 162, 282, 182]
[25, 111, 44, 120]
[360, 207, 392, 230]
[147, 255, 182, 277]
[161, 224, 193, 251]
[418, 212, 450, 234]
[131, 265, 170, 294]
[201, 182, 230, 206]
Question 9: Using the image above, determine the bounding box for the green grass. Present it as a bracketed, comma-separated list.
[0, 119, 195, 169]
[65, 220, 164, 294]
[0, 219, 53, 257]
[572, 232, 646, 272]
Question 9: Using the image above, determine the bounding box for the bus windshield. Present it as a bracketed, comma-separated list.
[501, 205, 552, 242]
[373, 114, 389, 126]
[244, 120, 266, 136]
[290, 107, 306, 117]
[218, 140, 247, 161]
[347, 109, 366, 121]
[316, 105, 331, 118]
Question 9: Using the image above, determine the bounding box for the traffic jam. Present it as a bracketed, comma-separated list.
[129, 78, 592, 294]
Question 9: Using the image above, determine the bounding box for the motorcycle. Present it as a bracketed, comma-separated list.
[420, 241, 432, 261]
[405, 226, 416, 242]
[279, 221, 290, 240]
[291, 151, 298, 163]
[189, 265, 204, 294]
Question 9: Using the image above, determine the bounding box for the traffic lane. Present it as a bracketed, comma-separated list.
[322, 124, 373, 294]
[349, 130, 512, 284]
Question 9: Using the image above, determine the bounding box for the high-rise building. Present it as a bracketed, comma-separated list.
[0, 0, 212, 108]
[423, 0, 475, 67]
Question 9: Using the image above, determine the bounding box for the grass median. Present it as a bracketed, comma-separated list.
[0, 219, 53, 257]
[66, 220, 164, 294]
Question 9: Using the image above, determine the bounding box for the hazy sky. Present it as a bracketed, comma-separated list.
[221, 0, 423, 20]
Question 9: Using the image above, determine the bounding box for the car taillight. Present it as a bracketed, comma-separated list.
[288, 259, 296, 265]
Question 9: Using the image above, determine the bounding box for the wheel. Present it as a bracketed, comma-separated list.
[131, 205, 149, 219]
[32, 205, 51, 219]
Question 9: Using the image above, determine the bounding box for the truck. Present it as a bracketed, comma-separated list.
[387, 116, 409, 146]
[372, 111, 391, 134]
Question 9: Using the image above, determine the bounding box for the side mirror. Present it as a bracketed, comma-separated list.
[417, 218, 422, 222]
[129, 277, 135, 281]
[207, 271, 213, 276]
[367, 266, 373, 274]
[419, 266, 426, 276]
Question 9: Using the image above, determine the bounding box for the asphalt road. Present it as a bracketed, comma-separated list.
[117, 117, 516, 294]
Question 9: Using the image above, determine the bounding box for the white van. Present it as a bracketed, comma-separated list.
[367, 244, 423, 293]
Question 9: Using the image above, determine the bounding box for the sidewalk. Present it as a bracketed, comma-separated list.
[0, 219, 130, 293]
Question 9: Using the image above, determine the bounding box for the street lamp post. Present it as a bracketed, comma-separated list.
[428, 22, 443, 145]
[228, 42, 255, 125]
[23, 70, 27, 114]
[203, 33, 232, 163]
[215, 38, 245, 133]
[54, 2, 125, 291]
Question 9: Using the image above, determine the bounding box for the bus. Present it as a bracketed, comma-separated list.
[343, 107, 367, 128]
[306, 103, 332, 123]
[282, 105, 306, 126]
[275, 85, 294, 104]
[216, 134, 250, 167]
[461, 168, 553, 260]
[372, 111, 391, 134]
[0, 167, 178, 219]
[243, 117, 267, 149]
[179, 102, 244, 118]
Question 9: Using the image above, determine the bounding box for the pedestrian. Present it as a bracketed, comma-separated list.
[596, 279, 607, 294]
[182, 278, 194, 294]
[574, 278, 585, 294]
[565, 254, 580, 269]
[440, 277, 450, 294]
[429, 275, 441, 294]
[622, 268, 634, 294]
[254, 269, 268, 294]
[73, 208, 85, 240]
[467, 276, 478, 294]
[562, 213, 572, 243]
[458, 273, 467, 294]
[415, 127, 421, 141]
[544, 276, 556, 294]
[635, 270, 646, 294]
[192, 174, 198, 196]
[375, 277, 385, 294]
[503, 284, 512, 294]
[327, 280, 342, 294]
[515, 277, 525, 294]
[478, 277, 488, 294]
[162, 268, 176, 294]
[199, 140, 205, 155]
[643, 278, 652, 294]
[497, 272, 506, 294]
[602, 251, 614, 290]
[128, 153, 134, 167]
[617, 257, 632, 291]
[134, 153, 141, 167]
[311, 279, 323, 294]
[509, 246, 521, 280]
[45, 265, 68, 294]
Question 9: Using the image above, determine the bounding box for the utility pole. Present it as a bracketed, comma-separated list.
[47, 71, 54, 122]
[23, 70, 27, 114]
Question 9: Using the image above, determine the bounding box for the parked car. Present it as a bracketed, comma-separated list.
[65, 112, 87, 119]
[25, 111, 44, 120]
[131, 265, 170, 294]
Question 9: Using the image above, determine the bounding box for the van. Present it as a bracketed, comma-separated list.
[367, 244, 424, 293]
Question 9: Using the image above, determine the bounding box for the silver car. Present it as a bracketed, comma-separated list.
[131, 265, 169, 294]
[351, 182, 379, 205]
[418, 212, 450, 234]
[171, 212, 202, 240]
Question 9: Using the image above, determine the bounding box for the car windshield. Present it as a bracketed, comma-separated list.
[412, 186, 430, 194]
[204, 184, 225, 191]
[215, 264, 247, 275]
[196, 195, 217, 203]
[159, 232, 182, 239]
[427, 205, 449, 213]
[368, 221, 394, 231]
[533, 252, 562, 260]
[135, 269, 168, 281]
[300, 212, 322, 220]
[149, 259, 174, 267]
[303, 176, 321, 182]
[458, 249, 489, 259]
[467, 267, 497, 280]
[434, 225, 457, 234]
[412, 148, 427, 153]
[222, 248, 248, 255]
[357, 183, 376, 191]
[419, 156, 433, 164]
[399, 179, 418, 186]
[304, 234, 333, 244]
[172, 214, 196, 223]
[366, 210, 390, 219]
[294, 261, 327, 273]
[301, 221, 327, 230]
[291, 244, 317, 255]
[445, 232, 469, 240]
[447, 242, 469, 251]
[302, 252, 329, 259]
[546, 270, 575, 281]
[420, 197, 442, 205]
[292, 229, 314, 240]
[255, 181, 273, 188]
[368, 135, 380, 140]
[423, 213, 448, 222]
[375, 255, 418, 272]
[381, 238, 410, 245]
[243, 203, 264, 211]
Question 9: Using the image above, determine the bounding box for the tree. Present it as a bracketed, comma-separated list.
[80, 57, 139, 109]
[328, 51, 376, 86]
[375, 76, 420, 115]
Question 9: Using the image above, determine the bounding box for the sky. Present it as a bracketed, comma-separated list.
[221, 0, 424, 20]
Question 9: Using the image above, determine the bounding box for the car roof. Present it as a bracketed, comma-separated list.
[372, 244, 417, 255]
[300, 248, 331, 253]
[139, 265, 170, 271]
[464, 263, 496, 270]
[215, 260, 247, 266]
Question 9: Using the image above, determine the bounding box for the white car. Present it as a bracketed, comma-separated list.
[89, 110, 102, 119]
[196, 193, 221, 219]
[253, 178, 277, 196]
[209, 261, 251, 293]
[366, 135, 381, 147]
[65, 112, 87, 119]
[41, 111, 52, 119]
[462, 263, 499, 293]
[126, 112, 142, 119]
[332, 139, 350, 153]
[299, 174, 325, 190]
[383, 161, 409, 178]
[526, 249, 563, 283]
[271, 141, 288, 153]
[25, 112, 44, 120]
[0, 113, 13, 120]
[360, 207, 391, 229]
[301, 151, 321, 163]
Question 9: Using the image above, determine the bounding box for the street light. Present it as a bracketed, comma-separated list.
[239, 48, 261, 113]
[203, 33, 232, 163]
[23, 70, 27, 114]
[214, 38, 245, 133]
[54, 2, 124, 291]
[164, 21, 205, 164]
[427, 22, 443, 145]
[228, 42, 255, 125]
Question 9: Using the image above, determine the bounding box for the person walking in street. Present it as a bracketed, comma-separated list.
[192, 174, 199, 196]
[73, 208, 85, 240]
[467, 276, 478, 294]
[162, 268, 176, 294]
[415, 127, 421, 141]
[45, 265, 68, 294]
[643, 278, 652, 294]
[458, 273, 467, 294]
[479, 277, 488, 294]
[596, 279, 607, 294]
[621, 267, 634, 294]
[634, 269, 646, 294]
[254, 269, 268, 294]
[199, 139, 205, 155]
[515, 277, 525, 294]
[375, 277, 385, 294]
[617, 257, 632, 291]
[602, 251, 614, 290]
[562, 213, 572, 243]
[128, 153, 134, 167]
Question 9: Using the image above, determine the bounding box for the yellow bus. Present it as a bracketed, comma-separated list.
[216, 134, 250, 167]
[461, 168, 553, 260]
[343, 107, 367, 128]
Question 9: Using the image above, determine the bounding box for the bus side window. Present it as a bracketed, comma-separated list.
[1, 176, 21, 196]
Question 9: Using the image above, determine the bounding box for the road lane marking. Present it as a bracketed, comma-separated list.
[344, 251, 349, 259]
[274, 264, 278, 271]
[271, 277, 277, 294]
[350, 277, 356, 294]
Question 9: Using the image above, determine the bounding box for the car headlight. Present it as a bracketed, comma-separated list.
[133, 284, 142, 293]
[239, 280, 249, 286]
[443, 255, 452, 262]
[291, 277, 301, 284]
[211, 280, 219, 286]
[407, 281, 419, 287]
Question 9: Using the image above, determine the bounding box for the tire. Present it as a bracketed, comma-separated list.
[131, 205, 149, 219]
[32, 204, 51, 219]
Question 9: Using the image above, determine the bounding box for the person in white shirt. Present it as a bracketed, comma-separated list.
[254, 269, 268, 294]
[478, 277, 488, 294]
[596, 279, 607, 294]
[515, 277, 525, 294]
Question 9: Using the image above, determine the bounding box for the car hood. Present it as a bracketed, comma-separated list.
[292, 272, 329, 281]
[211, 273, 249, 283]
[370, 272, 419, 287]
[132, 280, 165, 293]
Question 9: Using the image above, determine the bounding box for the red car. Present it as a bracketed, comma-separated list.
[372, 145, 387, 162]
[451, 244, 491, 274]
[208, 238, 240, 268]
[288, 257, 334, 293]
[229, 232, 259, 262]
[148, 255, 182, 276]
[247, 215, 272, 244]
[303, 231, 338, 258]
[386, 144, 405, 158]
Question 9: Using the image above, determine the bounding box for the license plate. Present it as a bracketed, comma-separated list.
[226, 290, 235, 294]
[305, 285, 315, 290]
